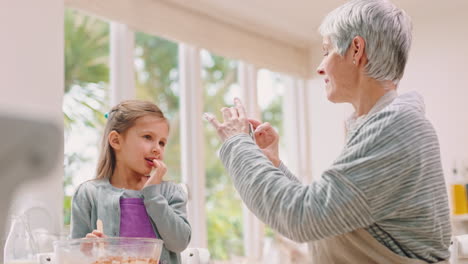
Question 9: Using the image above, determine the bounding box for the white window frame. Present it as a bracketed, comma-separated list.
[108, 22, 312, 257]
[283, 77, 313, 184]
[238, 62, 264, 260]
[110, 22, 135, 105]
[178, 43, 207, 248]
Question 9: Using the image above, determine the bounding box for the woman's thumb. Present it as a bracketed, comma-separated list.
[255, 122, 271, 133]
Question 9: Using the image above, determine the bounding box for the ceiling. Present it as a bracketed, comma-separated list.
[161, 0, 347, 49]
[161, 0, 467, 50]
[67, 0, 468, 78]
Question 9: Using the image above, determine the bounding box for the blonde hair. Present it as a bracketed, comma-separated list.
[96, 100, 168, 180]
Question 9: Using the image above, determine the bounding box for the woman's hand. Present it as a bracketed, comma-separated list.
[204, 98, 251, 142]
[249, 119, 281, 167]
[204, 97, 281, 167]
[144, 159, 167, 188]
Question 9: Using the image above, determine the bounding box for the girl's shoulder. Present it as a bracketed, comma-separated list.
[166, 180, 188, 189]
[154, 181, 189, 200]
[159, 180, 183, 191]
[74, 178, 110, 195]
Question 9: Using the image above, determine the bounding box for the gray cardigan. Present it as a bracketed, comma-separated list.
[71, 178, 191, 264]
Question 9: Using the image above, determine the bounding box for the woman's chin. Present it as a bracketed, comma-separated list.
[326, 90, 344, 103]
[326, 91, 337, 102]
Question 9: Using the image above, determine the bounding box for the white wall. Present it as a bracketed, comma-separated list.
[0, 0, 64, 251]
[307, 79, 352, 179]
[400, 12, 468, 179]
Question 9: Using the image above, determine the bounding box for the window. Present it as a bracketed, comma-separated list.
[257, 69, 288, 240]
[135, 32, 181, 181]
[257, 69, 287, 163]
[202, 50, 244, 260]
[63, 12, 306, 263]
[63, 9, 110, 226]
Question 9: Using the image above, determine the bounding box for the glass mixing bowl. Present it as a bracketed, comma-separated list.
[53, 237, 163, 264]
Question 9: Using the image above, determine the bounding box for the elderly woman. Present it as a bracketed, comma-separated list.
[205, 0, 451, 263]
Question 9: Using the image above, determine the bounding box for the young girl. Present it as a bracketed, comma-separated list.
[71, 100, 191, 264]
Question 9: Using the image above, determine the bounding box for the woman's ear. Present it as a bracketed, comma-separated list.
[108, 130, 122, 150]
[351, 36, 366, 65]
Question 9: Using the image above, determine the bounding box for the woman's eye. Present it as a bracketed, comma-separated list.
[323, 52, 329, 57]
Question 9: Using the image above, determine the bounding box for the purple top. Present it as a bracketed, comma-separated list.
[119, 198, 157, 238]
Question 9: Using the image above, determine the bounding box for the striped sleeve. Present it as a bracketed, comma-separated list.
[219, 134, 374, 242]
[219, 105, 449, 245]
[278, 162, 301, 183]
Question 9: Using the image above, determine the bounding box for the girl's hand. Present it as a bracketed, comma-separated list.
[249, 119, 281, 167]
[204, 98, 250, 142]
[82, 230, 107, 256]
[144, 159, 167, 188]
[85, 230, 107, 238]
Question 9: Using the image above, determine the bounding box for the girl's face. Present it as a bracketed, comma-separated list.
[118, 115, 169, 177]
[316, 36, 358, 103]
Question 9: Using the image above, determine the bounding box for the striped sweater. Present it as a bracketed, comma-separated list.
[219, 91, 451, 263]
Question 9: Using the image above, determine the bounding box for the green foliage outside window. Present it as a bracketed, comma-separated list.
[64, 10, 285, 261]
[135, 32, 181, 182]
[63, 9, 109, 225]
[202, 52, 244, 260]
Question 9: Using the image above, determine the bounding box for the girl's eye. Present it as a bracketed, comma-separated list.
[144, 135, 152, 140]
[159, 141, 166, 147]
[323, 52, 329, 57]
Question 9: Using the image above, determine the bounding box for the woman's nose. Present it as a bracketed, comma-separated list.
[316, 65, 325, 75]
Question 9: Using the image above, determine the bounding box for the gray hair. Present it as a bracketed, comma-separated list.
[319, 0, 412, 85]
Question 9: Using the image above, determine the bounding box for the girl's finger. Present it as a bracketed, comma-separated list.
[159, 160, 167, 172]
[153, 159, 160, 168]
[153, 159, 167, 170]
[152, 159, 167, 178]
[150, 160, 159, 177]
[91, 230, 104, 237]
